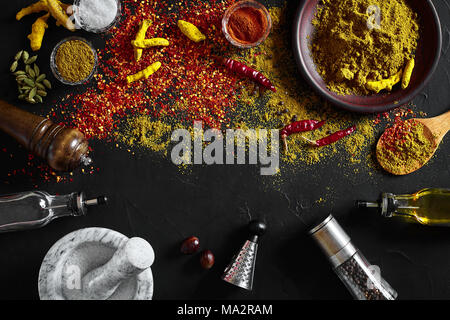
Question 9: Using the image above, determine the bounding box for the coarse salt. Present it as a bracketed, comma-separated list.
[77, 0, 118, 31]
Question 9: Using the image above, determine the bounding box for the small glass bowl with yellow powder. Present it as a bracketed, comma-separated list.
[50, 37, 98, 85]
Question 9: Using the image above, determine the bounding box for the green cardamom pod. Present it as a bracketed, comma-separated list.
[43, 79, 52, 89]
[23, 78, 35, 87]
[18, 94, 26, 100]
[26, 97, 36, 104]
[14, 71, 26, 76]
[22, 51, 29, 63]
[37, 90, 47, 97]
[16, 75, 28, 81]
[28, 87, 37, 100]
[34, 95, 43, 103]
[25, 56, 38, 65]
[27, 68, 36, 78]
[33, 64, 40, 76]
[15, 51, 23, 61]
[21, 85, 32, 91]
[36, 74, 46, 82]
[10, 61, 18, 73]
[36, 82, 45, 90]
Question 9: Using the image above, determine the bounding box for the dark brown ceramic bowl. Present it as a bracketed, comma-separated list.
[293, 0, 442, 113]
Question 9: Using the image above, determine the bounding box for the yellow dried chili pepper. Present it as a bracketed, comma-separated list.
[28, 13, 50, 51]
[131, 38, 170, 49]
[16, 0, 48, 21]
[402, 59, 415, 89]
[47, 0, 75, 31]
[127, 62, 162, 84]
[177, 20, 206, 42]
[134, 20, 152, 62]
[366, 70, 403, 93]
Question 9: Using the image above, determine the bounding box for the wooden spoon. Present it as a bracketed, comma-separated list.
[377, 110, 450, 175]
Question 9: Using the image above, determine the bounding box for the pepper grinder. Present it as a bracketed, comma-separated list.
[222, 220, 267, 291]
[0, 100, 92, 171]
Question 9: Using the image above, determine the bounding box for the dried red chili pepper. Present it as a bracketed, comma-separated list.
[307, 125, 357, 147]
[214, 56, 276, 92]
[281, 120, 325, 151]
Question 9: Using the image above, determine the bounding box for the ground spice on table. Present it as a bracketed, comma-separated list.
[311, 0, 420, 95]
[55, 39, 95, 83]
[227, 6, 268, 44]
[376, 119, 434, 175]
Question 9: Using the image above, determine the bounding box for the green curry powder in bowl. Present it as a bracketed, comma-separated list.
[50, 37, 98, 85]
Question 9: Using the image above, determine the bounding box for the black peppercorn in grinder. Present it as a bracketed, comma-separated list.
[309, 215, 397, 300]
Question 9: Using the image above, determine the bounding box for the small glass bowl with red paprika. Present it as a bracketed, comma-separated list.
[222, 0, 272, 49]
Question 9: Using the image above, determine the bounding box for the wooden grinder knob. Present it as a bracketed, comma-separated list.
[0, 100, 91, 171]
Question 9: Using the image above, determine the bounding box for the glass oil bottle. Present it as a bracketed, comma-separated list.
[357, 188, 450, 226]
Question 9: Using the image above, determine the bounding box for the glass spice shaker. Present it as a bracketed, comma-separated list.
[309, 215, 397, 300]
[0, 191, 107, 233]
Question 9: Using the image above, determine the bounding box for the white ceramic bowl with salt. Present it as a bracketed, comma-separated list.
[72, 0, 122, 33]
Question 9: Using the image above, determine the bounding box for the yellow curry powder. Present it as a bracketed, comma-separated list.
[377, 120, 434, 175]
[311, 0, 419, 95]
[233, 6, 377, 167]
[116, 116, 173, 155]
[55, 40, 95, 83]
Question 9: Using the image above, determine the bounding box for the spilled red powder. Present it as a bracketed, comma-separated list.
[56, 0, 240, 140]
[227, 6, 268, 44]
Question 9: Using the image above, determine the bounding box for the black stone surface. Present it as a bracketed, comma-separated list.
[0, 0, 448, 300]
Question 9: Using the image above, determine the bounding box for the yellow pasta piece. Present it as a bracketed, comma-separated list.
[47, 0, 75, 31]
[134, 20, 152, 62]
[366, 70, 403, 93]
[28, 13, 50, 51]
[401, 59, 415, 89]
[177, 20, 206, 42]
[131, 38, 170, 49]
[127, 62, 162, 84]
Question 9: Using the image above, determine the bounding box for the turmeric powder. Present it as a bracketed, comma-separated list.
[311, 0, 420, 95]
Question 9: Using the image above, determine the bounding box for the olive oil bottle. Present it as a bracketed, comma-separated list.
[357, 188, 450, 226]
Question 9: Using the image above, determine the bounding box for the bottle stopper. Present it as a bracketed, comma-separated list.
[222, 220, 267, 291]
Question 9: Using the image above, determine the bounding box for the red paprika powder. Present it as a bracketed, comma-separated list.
[227, 6, 268, 44]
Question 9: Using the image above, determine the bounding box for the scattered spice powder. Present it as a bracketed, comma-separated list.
[4, 1, 420, 185]
[311, 0, 420, 95]
[377, 119, 434, 175]
[55, 39, 95, 83]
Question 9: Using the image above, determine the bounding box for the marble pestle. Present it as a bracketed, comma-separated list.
[81, 237, 155, 300]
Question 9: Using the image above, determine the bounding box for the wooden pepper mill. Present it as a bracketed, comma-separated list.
[0, 100, 91, 171]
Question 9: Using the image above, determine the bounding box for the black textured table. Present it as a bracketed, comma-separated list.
[0, 0, 449, 300]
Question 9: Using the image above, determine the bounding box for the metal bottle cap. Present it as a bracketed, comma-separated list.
[73, 192, 108, 216]
[309, 215, 357, 268]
